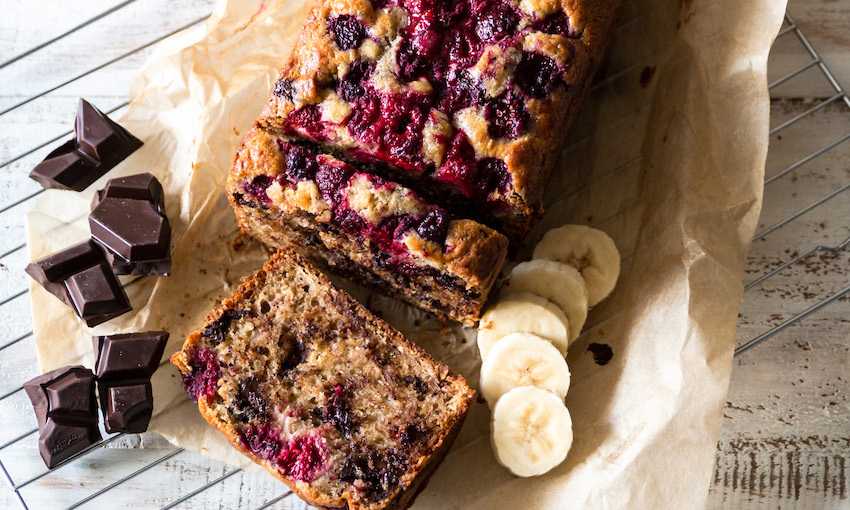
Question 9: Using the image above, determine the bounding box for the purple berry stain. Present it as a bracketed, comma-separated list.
[182, 348, 221, 403]
[240, 425, 326, 482]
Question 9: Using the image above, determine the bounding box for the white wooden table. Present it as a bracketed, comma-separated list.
[1, 0, 848, 508]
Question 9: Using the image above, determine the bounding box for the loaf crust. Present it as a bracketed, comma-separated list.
[228, 126, 508, 325]
[258, 0, 622, 240]
[171, 249, 474, 510]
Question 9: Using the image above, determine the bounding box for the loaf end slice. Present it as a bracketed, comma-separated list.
[171, 249, 474, 510]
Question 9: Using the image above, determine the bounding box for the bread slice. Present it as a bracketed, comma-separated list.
[227, 127, 508, 326]
[171, 249, 474, 510]
[258, 0, 623, 240]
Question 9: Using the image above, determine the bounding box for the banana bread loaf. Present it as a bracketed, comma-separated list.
[171, 249, 474, 510]
[258, 0, 621, 240]
[228, 127, 508, 325]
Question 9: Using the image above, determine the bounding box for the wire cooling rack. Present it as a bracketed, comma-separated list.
[1, 2, 848, 508]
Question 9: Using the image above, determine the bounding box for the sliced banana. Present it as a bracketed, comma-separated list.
[503, 260, 588, 343]
[491, 386, 573, 477]
[480, 332, 571, 407]
[477, 292, 570, 360]
[533, 224, 620, 307]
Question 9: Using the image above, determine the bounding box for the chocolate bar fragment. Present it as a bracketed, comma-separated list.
[89, 174, 171, 276]
[29, 99, 143, 192]
[25, 240, 132, 327]
[24, 366, 101, 469]
[93, 331, 169, 433]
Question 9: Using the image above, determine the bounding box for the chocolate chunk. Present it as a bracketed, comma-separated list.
[29, 99, 143, 191]
[23, 366, 101, 468]
[102, 383, 153, 434]
[92, 173, 165, 214]
[25, 240, 131, 327]
[93, 331, 169, 380]
[93, 331, 168, 433]
[89, 174, 171, 276]
[38, 419, 102, 468]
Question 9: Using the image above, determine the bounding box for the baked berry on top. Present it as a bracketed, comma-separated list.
[228, 127, 508, 326]
[260, 0, 612, 240]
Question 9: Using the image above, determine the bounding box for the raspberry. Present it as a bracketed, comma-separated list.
[327, 15, 368, 50]
[242, 176, 273, 204]
[485, 90, 530, 139]
[514, 52, 564, 99]
[182, 348, 221, 403]
[416, 210, 450, 245]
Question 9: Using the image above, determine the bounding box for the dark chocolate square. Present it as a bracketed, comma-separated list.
[93, 331, 169, 381]
[28, 99, 142, 192]
[25, 240, 132, 327]
[102, 383, 153, 434]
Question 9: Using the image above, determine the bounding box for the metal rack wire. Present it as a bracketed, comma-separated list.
[0, 3, 847, 509]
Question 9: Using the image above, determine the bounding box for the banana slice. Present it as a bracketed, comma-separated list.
[491, 386, 573, 477]
[503, 260, 588, 342]
[477, 292, 570, 360]
[480, 332, 570, 407]
[533, 224, 620, 307]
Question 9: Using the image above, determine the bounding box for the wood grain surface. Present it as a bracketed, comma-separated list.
[0, 0, 848, 508]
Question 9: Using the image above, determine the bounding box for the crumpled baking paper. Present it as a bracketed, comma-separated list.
[25, 0, 786, 507]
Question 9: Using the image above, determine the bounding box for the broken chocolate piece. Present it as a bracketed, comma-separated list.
[23, 366, 101, 468]
[93, 331, 168, 433]
[25, 240, 131, 327]
[93, 331, 169, 380]
[29, 99, 143, 191]
[91, 173, 165, 214]
[89, 174, 172, 276]
[103, 383, 153, 433]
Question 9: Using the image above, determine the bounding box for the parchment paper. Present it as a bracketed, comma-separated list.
[25, 0, 787, 507]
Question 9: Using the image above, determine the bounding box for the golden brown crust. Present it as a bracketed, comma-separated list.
[257, 0, 623, 240]
[171, 249, 474, 510]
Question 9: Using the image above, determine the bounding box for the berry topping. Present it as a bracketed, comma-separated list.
[396, 38, 430, 83]
[438, 70, 483, 112]
[242, 175, 274, 204]
[416, 210, 450, 245]
[477, 157, 511, 194]
[475, 4, 518, 43]
[485, 90, 530, 139]
[273, 78, 294, 100]
[327, 15, 368, 51]
[514, 52, 564, 99]
[182, 348, 221, 402]
[286, 104, 326, 139]
[443, 29, 483, 70]
[315, 163, 354, 205]
[283, 145, 318, 182]
[535, 10, 576, 38]
[337, 61, 374, 103]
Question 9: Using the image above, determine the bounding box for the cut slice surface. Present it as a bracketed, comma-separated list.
[171, 249, 474, 510]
